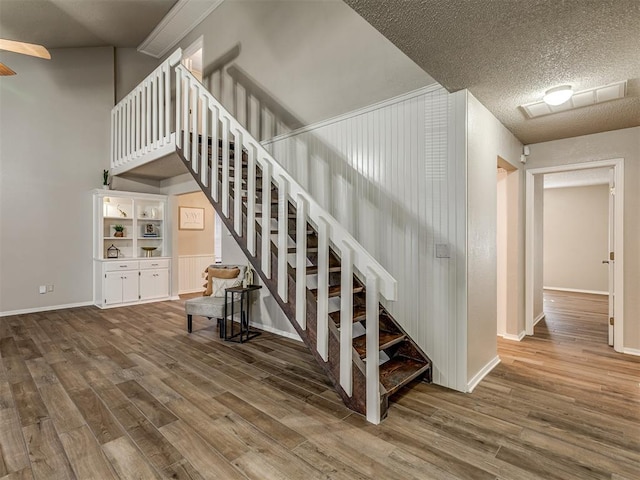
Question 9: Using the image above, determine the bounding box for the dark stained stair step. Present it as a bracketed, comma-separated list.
[379, 357, 431, 397]
[352, 332, 407, 358]
[329, 305, 383, 324]
[311, 284, 364, 298]
[306, 265, 341, 275]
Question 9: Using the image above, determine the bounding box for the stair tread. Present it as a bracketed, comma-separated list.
[306, 265, 341, 274]
[311, 284, 364, 298]
[352, 332, 406, 358]
[379, 356, 431, 397]
[329, 305, 380, 324]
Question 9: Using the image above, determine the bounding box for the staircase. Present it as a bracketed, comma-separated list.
[110, 50, 432, 424]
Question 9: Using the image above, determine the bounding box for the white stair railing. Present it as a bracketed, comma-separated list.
[110, 50, 183, 169]
[109, 50, 397, 424]
[175, 64, 395, 424]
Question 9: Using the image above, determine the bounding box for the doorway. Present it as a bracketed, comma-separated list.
[175, 190, 220, 295]
[525, 158, 624, 352]
[182, 37, 203, 81]
[496, 157, 519, 339]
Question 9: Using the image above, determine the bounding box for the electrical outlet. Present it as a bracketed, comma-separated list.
[47, 284, 54, 293]
[39, 285, 46, 294]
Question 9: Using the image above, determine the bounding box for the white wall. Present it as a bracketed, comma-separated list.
[0, 48, 115, 314]
[172, 0, 435, 141]
[115, 48, 160, 103]
[265, 86, 465, 388]
[544, 185, 609, 293]
[465, 93, 523, 388]
[527, 127, 640, 351]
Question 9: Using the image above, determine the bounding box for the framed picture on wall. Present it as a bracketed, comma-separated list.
[179, 206, 205, 230]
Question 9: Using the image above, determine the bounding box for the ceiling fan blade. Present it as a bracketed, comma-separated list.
[0, 39, 50, 59]
[0, 62, 16, 76]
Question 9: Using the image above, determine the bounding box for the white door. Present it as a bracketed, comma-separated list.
[104, 272, 123, 305]
[607, 169, 615, 346]
[155, 269, 169, 298]
[140, 269, 169, 300]
[139, 270, 156, 300]
[122, 272, 139, 303]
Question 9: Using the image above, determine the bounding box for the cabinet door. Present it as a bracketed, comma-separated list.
[104, 272, 123, 305]
[140, 269, 169, 300]
[139, 270, 156, 300]
[121, 272, 139, 303]
[155, 268, 169, 298]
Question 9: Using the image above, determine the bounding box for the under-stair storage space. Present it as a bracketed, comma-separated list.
[93, 190, 171, 308]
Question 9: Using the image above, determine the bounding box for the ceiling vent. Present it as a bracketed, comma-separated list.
[521, 81, 627, 119]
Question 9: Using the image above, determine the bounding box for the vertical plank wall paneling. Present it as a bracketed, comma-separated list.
[178, 254, 216, 294]
[264, 86, 458, 387]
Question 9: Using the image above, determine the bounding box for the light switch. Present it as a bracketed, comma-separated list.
[435, 244, 450, 258]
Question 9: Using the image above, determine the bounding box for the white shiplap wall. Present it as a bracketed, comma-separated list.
[178, 254, 216, 294]
[264, 86, 464, 389]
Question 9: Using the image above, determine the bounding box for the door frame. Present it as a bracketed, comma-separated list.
[525, 158, 624, 352]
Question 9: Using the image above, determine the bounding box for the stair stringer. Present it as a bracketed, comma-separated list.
[176, 146, 384, 419]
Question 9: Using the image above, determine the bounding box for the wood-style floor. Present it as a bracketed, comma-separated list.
[0, 291, 638, 479]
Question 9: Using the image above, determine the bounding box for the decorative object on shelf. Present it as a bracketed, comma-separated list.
[244, 264, 254, 287]
[179, 206, 204, 230]
[141, 246, 157, 257]
[113, 224, 125, 237]
[102, 169, 110, 190]
[143, 223, 158, 237]
[107, 244, 120, 258]
[117, 204, 128, 217]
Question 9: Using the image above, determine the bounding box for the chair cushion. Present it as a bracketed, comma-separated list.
[203, 265, 245, 296]
[185, 295, 241, 318]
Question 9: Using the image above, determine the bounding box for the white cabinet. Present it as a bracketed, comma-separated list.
[95, 259, 171, 308]
[93, 190, 172, 308]
[93, 190, 167, 260]
[139, 259, 170, 300]
[105, 271, 139, 305]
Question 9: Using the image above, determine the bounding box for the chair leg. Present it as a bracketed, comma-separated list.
[187, 314, 192, 333]
[217, 318, 225, 338]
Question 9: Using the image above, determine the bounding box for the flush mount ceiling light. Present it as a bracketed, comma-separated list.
[542, 85, 574, 106]
[520, 81, 627, 119]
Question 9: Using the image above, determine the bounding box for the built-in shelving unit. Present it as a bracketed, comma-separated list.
[93, 189, 172, 308]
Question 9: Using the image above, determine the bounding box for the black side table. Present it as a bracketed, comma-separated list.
[223, 285, 262, 343]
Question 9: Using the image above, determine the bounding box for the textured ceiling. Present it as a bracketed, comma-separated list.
[344, 0, 640, 144]
[0, 0, 176, 48]
[2, 0, 638, 145]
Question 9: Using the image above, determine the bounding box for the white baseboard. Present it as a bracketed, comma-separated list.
[501, 330, 526, 341]
[0, 301, 94, 318]
[623, 347, 640, 357]
[544, 287, 608, 296]
[178, 289, 203, 295]
[170, 295, 181, 301]
[534, 312, 545, 326]
[466, 355, 501, 393]
[251, 321, 302, 342]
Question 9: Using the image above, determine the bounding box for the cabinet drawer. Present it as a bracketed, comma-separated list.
[104, 261, 139, 272]
[139, 259, 170, 270]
